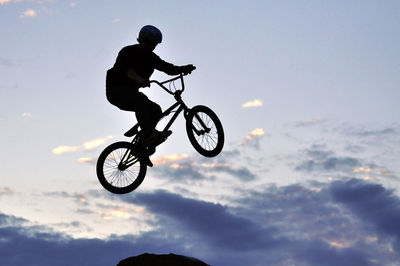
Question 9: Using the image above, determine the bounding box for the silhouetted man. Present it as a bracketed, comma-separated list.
[106, 25, 195, 166]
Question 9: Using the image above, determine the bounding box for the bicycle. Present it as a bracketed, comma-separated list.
[96, 72, 224, 194]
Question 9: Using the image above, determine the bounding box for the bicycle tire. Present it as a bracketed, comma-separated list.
[186, 105, 224, 157]
[96, 141, 147, 194]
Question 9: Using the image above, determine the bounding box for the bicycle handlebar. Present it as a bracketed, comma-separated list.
[150, 72, 191, 95]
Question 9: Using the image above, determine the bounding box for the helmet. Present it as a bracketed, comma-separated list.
[138, 25, 162, 44]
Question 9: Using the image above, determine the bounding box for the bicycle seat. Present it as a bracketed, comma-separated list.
[124, 124, 140, 137]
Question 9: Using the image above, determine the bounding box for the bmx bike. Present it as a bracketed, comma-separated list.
[96, 72, 224, 194]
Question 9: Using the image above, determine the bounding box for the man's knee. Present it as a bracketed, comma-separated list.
[151, 103, 162, 116]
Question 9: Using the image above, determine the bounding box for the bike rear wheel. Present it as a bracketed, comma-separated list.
[96, 141, 147, 194]
[186, 105, 224, 157]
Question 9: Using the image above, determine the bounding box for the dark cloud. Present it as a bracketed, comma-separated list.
[124, 190, 284, 251]
[222, 166, 256, 181]
[153, 153, 257, 182]
[0, 57, 19, 68]
[330, 179, 400, 240]
[295, 144, 361, 172]
[0, 213, 202, 266]
[343, 126, 398, 137]
[154, 161, 208, 182]
[218, 148, 241, 159]
[296, 157, 361, 172]
[3, 179, 400, 265]
[292, 240, 369, 266]
[120, 188, 384, 265]
[202, 164, 257, 181]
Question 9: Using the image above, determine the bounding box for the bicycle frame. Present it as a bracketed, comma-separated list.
[123, 73, 211, 156]
[150, 73, 190, 133]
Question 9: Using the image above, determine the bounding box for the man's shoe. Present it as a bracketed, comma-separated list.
[140, 156, 153, 167]
[144, 130, 172, 146]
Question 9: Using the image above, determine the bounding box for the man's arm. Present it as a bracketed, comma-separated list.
[126, 68, 150, 87]
[154, 55, 195, 75]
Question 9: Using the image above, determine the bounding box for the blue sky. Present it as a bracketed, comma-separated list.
[1, 1, 400, 265]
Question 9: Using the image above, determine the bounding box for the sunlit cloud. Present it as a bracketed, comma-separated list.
[20, 9, 37, 18]
[327, 240, 352, 249]
[0, 187, 13, 196]
[365, 236, 378, 243]
[242, 99, 263, 108]
[52, 145, 80, 155]
[245, 128, 265, 141]
[52, 136, 113, 155]
[352, 166, 397, 180]
[153, 154, 188, 166]
[241, 128, 266, 149]
[376, 167, 396, 178]
[21, 112, 32, 118]
[0, 0, 12, 5]
[353, 167, 372, 173]
[83, 136, 113, 150]
[77, 157, 95, 164]
[201, 163, 230, 169]
[170, 163, 186, 169]
[98, 208, 131, 220]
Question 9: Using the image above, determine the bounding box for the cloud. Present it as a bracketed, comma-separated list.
[201, 163, 256, 181]
[77, 157, 95, 164]
[151, 152, 256, 182]
[73, 192, 88, 205]
[295, 118, 322, 127]
[330, 179, 400, 238]
[241, 99, 263, 108]
[82, 136, 113, 150]
[0, 0, 13, 4]
[0, 187, 13, 196]
[98, 208, 131, 221]
[0, 214, 142, 266]
[245, 128, 265, 141]
[154, 161, 207, 182]
[52, 136, 113, 155]
[20, 9, 37, 18]
[43, 191, 89, 206]
[52, 145, 80, 155]
[21, 112, 32, 118]
[295, 144, 361, 172]
[112, 18, 121, 23]
[242, 128, 265, 149]
[343, 126, 398, 137]
[152, 154, 188, 166]
[0, 57, 19, 67]
[125, 190, 286, 252]
[4, 178, 400, 265]
[119, 187, 383, 265]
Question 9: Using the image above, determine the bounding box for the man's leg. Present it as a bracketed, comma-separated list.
[134, 92, 162, 135]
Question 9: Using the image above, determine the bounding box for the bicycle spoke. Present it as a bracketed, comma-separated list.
[102, 147, 141, 189]
[190, 111, 219, 152]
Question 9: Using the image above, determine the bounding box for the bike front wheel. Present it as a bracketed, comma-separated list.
[96, 141, 147, 194]
[186, 105, 224, 157]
